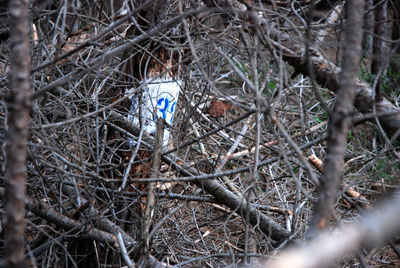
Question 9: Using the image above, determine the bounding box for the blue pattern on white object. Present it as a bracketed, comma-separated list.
[128, 78, 181, 146]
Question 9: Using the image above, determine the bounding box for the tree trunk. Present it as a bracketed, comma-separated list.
[371, 0, 387, 99]
[390, 0, 400, 73]
[362, 0, 373, 59]
[4, 0, 32, 267]
[309, 0, 365, 237]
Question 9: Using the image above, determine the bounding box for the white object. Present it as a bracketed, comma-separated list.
[128, 78, 181, 146]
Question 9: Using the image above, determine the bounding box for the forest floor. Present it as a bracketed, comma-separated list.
[1, 1, 400, 267]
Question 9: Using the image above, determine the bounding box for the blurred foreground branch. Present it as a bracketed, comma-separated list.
[265, 191, 400, 268]
[4, 0, 31, 267]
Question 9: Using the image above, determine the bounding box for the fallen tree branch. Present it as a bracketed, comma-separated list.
[0, 185, 169, 266]
[109, 110, 327, 184]
[110, 110, 291, 242]
[0, 187, 120, 247]
[30, 181, 166, 266]
[308, 154, 372, 209]
[268, 28, 400, 138]
[59, 184, 137, 247]
[206, 0, 400, 138]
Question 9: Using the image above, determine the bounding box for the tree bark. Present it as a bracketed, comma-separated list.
[4, 0, 32, 267]
[391, 0, 400, 73]
[362, 0, 373, 57]
[138, 120, 165, 265]
[309, 0, 365, 236]
[371, 0, 387, 98]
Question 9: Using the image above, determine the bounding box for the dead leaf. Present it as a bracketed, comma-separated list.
[208, 100, 232, 118]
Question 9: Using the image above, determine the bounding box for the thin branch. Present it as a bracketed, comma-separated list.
[31, 0, 155, 73]
[117, 233, 135, 268]
[139, 119, 165, 261]
[32, 7, 210, 99]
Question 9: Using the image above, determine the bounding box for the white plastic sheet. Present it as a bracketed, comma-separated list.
[128, 78, 181, 146]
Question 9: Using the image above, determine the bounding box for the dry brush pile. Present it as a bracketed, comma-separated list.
[1, 0, 400, 267]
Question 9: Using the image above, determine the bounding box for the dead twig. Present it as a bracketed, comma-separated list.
[139, 119, 165, 262]
[117, 233, 135, 268]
